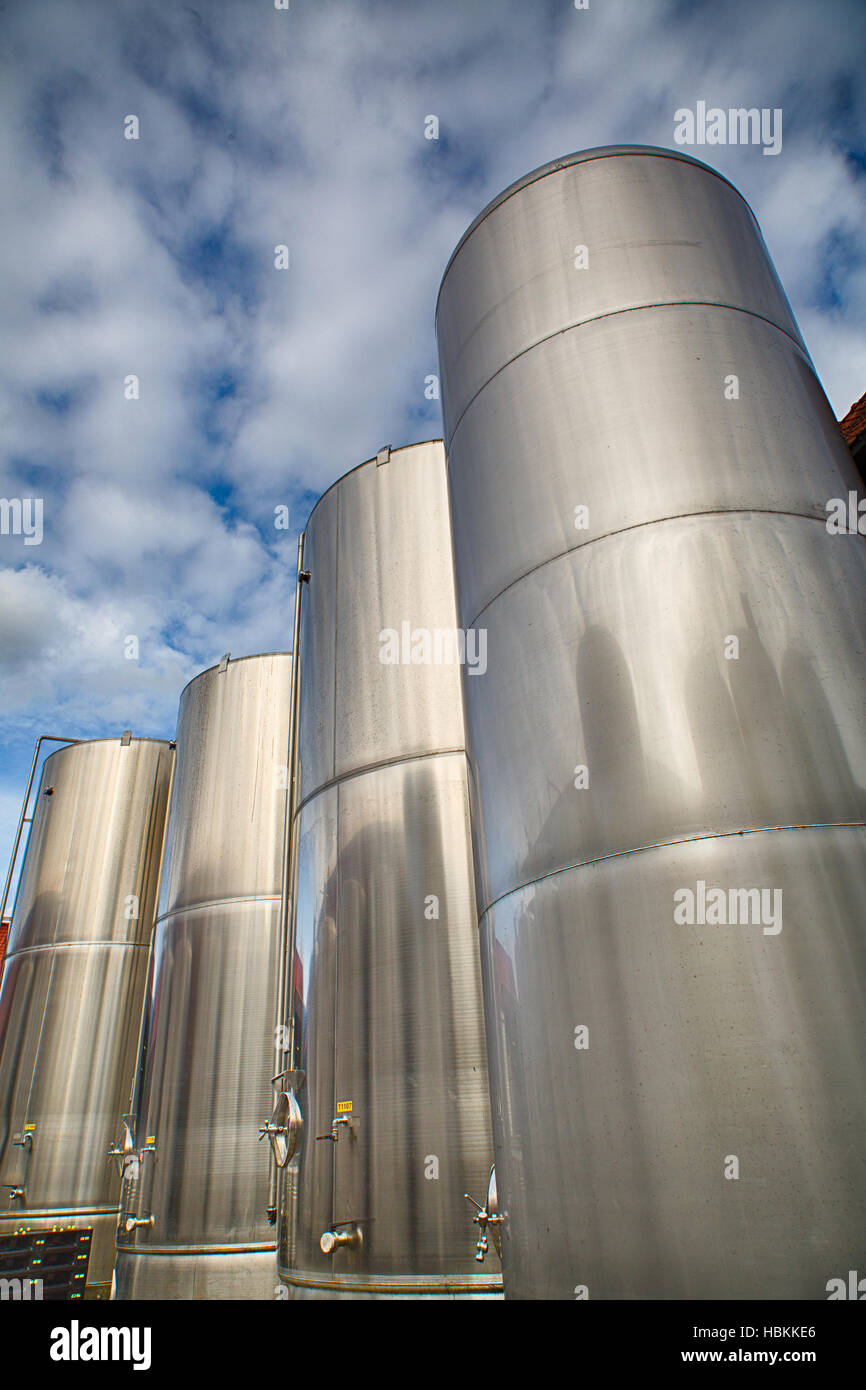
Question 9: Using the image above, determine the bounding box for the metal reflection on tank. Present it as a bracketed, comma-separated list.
[0, 736, 173, 1298]
[277, 441, 501, 1299]
[436, 146, 866, 1298]
[113, 653, 291, 1300]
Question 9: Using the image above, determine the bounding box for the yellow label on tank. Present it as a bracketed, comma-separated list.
[336, 1101, 352, 1113]
[24, 1124, 35, 1131]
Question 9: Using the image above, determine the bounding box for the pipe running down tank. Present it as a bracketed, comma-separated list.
[277, 440, 501, 1299]
[114, 653, 291, 1300]
[0, 736, 173, 1298]
[436, 146, 866, 1298]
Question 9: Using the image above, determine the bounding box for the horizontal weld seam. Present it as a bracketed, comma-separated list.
[293, 747, 468, 824]
[479, 821, 866, 920]
[0, 1207, 119, 1218]
[4, 941, 150, 959]
[117, 1243, 276, 1257]
[435, 148, 758, 307]
[445, 300, 809, 444]
[155, 892, 281, 925]
[280, 1272, 501, 1290]
[465, 507, 835, 628]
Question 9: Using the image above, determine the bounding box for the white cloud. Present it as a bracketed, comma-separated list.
[0, 566, 193, 732]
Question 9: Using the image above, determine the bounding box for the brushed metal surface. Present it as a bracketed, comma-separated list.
[114, 1250, 279, 1301]
[0, 948, 150, 1204]
[279, 443, 500, 1298]
[436, 146, 866, 1298]
[436, 145, 803, 438]
[5, 738, 171, 954]
[158, 655, 290, 915]
[281, 787, 338, 1282]
[482, 828, 866, 1299]
[0, 738, 173, 1293]
[296, 442, 466, 802]
[447, 306, 861, 626]
[295, 487, 337, 802]
[115, 653, 291, 1301]
[465, 513, 866, 910]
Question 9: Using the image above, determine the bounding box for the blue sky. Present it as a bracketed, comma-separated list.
[1, 0, 865, 890]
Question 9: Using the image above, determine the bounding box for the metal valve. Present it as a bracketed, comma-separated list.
[107, 1142, 136, 1174]
[109, 1145, 143, 1185]
[464, 1165, 504, 1264]
[124, 1214, 154, 1233]
[108, 1117, 151, 1180]
[319, 1222, 362, 1255]
[259, 1090, 303, 1169]
[258, 1120, 284, 1142]
[4, 1185, 25, 1201]
[315, 1115, 351, 1143]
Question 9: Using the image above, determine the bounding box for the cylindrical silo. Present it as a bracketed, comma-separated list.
[436, 146, 866, 1298]
[114, 652, 291, 1299]
[277, 441, 501, 1299]
[0, 736, 173, 1298]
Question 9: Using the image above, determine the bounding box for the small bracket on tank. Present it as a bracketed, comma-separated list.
[271, 1069, 305, 1091]
[120, 730, 132, 746]
[376, 446, 391, 466]
[218, 653, 230, 673]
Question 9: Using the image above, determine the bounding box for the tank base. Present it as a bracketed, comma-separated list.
[114, 1246, 279, 1300]
[279, 1270, 503, 1299]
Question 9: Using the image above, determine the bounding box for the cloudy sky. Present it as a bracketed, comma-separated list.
[1, 0, 864, 888]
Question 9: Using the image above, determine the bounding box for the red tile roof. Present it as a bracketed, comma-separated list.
[839, 389, 866, 446]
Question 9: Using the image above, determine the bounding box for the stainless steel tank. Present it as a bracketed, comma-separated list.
[436, 146, 866, 1298]
[0, 736, 173, 1297]
[114, 653, 291, 1300]
[277, 441, 501, 1298]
